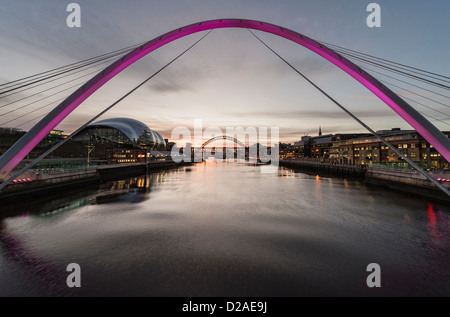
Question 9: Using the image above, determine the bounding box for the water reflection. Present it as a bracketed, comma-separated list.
[427, 204, 447, 250]
[0, 188, 99, 219]
[0, 167, 179, 295]
[0, 223, 68, 296]
[315, 175, 322, 200]
[0, 168, 170, 219]
[278, 166, 296, 178]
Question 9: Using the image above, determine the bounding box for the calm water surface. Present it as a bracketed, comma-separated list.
[0, 162, 449, 296]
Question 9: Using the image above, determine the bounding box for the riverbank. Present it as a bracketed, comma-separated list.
[2, 159, 449, 203]
[280, 159, 450, 202]
[0, 160, 191, 202]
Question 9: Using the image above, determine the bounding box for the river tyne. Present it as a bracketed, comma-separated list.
[0, 161, 449, 296]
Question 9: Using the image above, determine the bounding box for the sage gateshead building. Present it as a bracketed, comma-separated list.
[72, 117, 167, 163]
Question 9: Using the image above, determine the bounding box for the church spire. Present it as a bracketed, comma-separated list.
[318, 126, 322, 136]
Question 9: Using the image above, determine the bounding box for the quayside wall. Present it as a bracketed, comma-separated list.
[0, 160, 188, 201]
[280, 159, 450, 202]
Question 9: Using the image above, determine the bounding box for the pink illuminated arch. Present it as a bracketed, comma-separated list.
[1, 18, 449, 177]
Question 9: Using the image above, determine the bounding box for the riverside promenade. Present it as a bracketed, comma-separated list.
[280, 158, 450, 202]
[0, 160, 187, 201]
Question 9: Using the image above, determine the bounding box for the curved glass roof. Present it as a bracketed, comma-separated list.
[87, 118, 165, 146]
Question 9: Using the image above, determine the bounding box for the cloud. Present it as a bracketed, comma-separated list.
[146, 62, 214, 94]
[224, 109, 397, 119]
[150, 78, 193, 94]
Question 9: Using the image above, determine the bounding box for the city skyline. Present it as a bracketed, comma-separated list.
[1, 0, 449, 144]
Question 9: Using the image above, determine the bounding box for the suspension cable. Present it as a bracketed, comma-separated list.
[0, 49, 136, 99]
[0, 55, 128, 110]
[0, 42, 145, 93]
[331, 49, 450, 90]
[378, 79, 450, 112]
[419, 112, 450, 127]
[320, 41, 450, 82]
[0, 78, 94, 120]
[358, 65, 450, 100]
[14, 97, 68, 129]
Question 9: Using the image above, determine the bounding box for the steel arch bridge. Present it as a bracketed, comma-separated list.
[1, 18, 449, 178]
[202, 136, 245, 148]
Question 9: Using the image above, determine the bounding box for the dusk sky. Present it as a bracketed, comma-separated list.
[0, 0, 449, 144]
